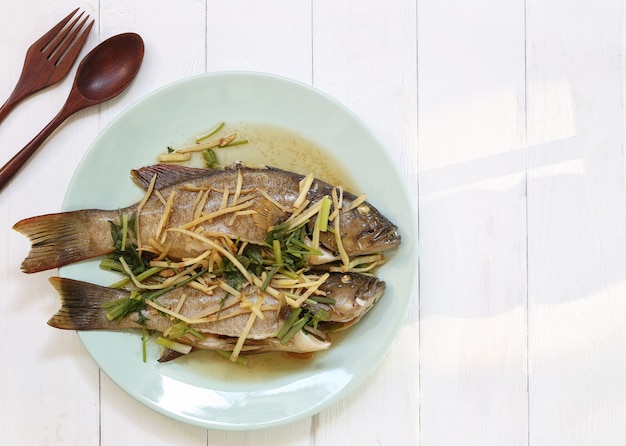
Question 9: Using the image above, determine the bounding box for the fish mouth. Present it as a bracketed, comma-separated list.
[358, 277, 386, 306]
[357, 225, 401, 253]
[325, 276, 386, 330]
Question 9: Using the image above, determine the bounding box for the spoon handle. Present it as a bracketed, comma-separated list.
[0, 108, 74, 192]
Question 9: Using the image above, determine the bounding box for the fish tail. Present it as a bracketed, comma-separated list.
[13, 209, 117, 273]
[47, 277, 129, 330]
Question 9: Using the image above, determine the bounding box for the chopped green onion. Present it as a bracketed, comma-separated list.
[196, 122, 225, 143]
[224, 139, 248, 147]
[318, 196, 332, 232]
[120, 212, 129, 251]
[142, 328, 152, 363]
[280, 317, 307, 345]
[108, 277, 131, 289]
[272, 239, 283, 266]
[277, 266, 299, 280]
[103, 299, 130, 321]
[286, 247, 322, 257]
[106, 213, 150, 277]
[202, 148, 219, 168]
[310, 309, 330, 330]
[100, 258, 126, 274]
[155, 337, 192, 355]
[260, 266, 278, 291]
[102, 264, 164, 290]
[143, 268, 208, 301]
[135, 266, 166, 282]
[168, 321, 205, 340]
[108, 266, 167, 289]
[214, 349, 248, 365]
[306, 296, 336, 305]
[216, 296, 227, 321]
[103, 290, 142, 323]
[276, 308, 302, 340]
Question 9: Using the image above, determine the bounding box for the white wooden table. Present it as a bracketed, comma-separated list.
[1, 1, 625, 445]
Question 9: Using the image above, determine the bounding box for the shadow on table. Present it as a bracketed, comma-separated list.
[417, 135, 626, 319]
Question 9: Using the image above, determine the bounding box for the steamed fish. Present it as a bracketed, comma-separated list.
[48, 271, 385, 359]
[14, 164, 400, 274]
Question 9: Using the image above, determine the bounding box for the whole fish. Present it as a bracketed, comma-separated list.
[47, 271, 386, 358]
[14, 164, 400, 273]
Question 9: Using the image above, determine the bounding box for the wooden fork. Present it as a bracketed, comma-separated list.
[0, 8, 94, 124]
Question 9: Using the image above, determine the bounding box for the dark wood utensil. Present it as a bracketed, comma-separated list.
[0, 33, 145, 192]
[0, 8, 94, 124]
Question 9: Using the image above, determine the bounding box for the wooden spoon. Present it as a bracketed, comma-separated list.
[0, 32, 144, 192]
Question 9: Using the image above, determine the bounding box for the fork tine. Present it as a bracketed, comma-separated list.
[32, 8, 80, 51]
[48, 14, 92, 65]
[54, 19, 94, 71]
[0, 8, 94, 124]
[43, 12, 86, 61]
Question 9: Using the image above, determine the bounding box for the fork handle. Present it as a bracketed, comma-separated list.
[0, 75, 44, 125]
[0, 91, 26, 125]
[0, 108, 74, 192]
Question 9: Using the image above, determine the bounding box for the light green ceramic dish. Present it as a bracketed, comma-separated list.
[60, 72, 417, 431]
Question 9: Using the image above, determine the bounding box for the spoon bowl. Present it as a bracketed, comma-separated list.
[75, 33, 144, 102]
[0, 33, 145, 192]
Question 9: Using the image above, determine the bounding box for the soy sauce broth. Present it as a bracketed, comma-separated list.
[160, 122, 356, 376]
[189, 121, 358, 191]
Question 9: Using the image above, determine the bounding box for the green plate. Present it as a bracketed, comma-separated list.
[61, 72, 417, 430]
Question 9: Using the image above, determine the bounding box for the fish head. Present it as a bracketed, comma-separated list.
[317, 200, 401, 257]
[319, 273, 386, 326]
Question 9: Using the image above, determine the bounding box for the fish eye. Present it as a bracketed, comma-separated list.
[386, 230, 398, 241]
[357, 204, 371, 216]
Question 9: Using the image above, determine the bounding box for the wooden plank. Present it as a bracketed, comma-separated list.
[207, 421, 313, 445]
[312, 1, 418, 444]
[100, 376, 208, 445]
[417, 0, 528, 444]
[0, 2, 101, 445]
[93, 2, 315, 444]
[202, 2, 315, 444]
[96, 1, 208, 444]
[526, 0, 626, 444]
[206, 0, 313, 83]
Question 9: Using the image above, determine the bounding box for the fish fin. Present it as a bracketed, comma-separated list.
[158, 348, 194, 362]
[13, 210, 115, 273]
[252, 197, 290, 231]
[47, 277, 127, 330]
[131, 164, 215, 190]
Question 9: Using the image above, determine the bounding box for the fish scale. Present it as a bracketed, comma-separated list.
[46, 271, 386, 359]
[14, 163, 401, 274]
